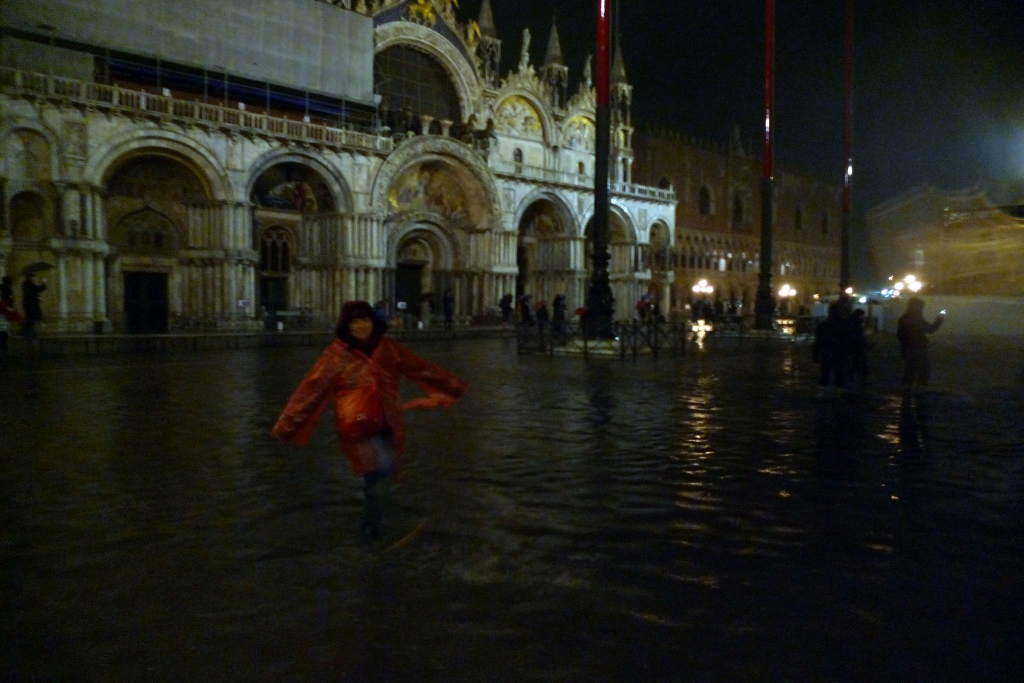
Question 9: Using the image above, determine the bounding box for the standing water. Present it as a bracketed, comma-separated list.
[1, 336, 1022, 681]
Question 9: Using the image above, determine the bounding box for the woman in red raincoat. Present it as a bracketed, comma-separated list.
[272, 300, 468, 538]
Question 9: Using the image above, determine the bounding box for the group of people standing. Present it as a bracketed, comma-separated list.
[814, 295, 944, 392]
[0, 273, 47, 352]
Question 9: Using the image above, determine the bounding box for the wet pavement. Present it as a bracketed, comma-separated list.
[1, 335, 1023, 682]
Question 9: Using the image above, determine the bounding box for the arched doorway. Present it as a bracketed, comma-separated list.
[584, 211, 638, 319]
[384, 156, 490, 318]
[393, 227, 451, 324]
[516, 197, 575, 307]
[104, 153, 209, 333]
[249, 162, 337, 319]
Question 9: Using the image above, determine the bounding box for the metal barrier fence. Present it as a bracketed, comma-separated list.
[517, 320, 702, 359]
[517, 315, 819, 358]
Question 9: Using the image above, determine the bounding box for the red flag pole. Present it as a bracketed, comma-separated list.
[754, 0, 776, 329]
[587, 0, 615, 336]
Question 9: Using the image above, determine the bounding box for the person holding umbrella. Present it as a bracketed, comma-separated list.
[21, 264, 51, 339]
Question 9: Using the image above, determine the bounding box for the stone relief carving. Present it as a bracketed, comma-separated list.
[63, 122, 87, 159]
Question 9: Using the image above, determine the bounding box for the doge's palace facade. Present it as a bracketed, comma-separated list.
[0, 0, 675, 333]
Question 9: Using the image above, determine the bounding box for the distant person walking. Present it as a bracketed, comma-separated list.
[897, 298, 944, 391]
[272, 301, 468, 540]
[552, 294, 566, 342]
[499, 293, 514, 327]
[21, 272, 47, 339]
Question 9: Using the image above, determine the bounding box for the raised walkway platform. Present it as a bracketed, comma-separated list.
[7, 326, 513, 357]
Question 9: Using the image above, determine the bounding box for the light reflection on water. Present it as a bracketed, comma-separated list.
[0, 337, 1022, 680]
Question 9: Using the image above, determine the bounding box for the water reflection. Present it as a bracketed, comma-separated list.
[1, 338, 1022, 680]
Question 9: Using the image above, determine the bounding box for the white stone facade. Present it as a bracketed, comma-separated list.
[0, 0, 675, 333]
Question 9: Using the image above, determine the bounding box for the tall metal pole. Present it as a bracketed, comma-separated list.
[840, 0, 854, 291]
[754, 0, 776, 329]
[587, 0, 615, 337]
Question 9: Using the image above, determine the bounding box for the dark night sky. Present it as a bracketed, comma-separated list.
[457, 0, 1024, 280]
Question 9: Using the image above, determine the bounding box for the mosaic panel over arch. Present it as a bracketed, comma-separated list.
[565, 116, 595, 150]
[518, 200, 567, 238]
[251, 163, 336, 213]
[495, 96, 543, 140]
[388, 161, 474, 229]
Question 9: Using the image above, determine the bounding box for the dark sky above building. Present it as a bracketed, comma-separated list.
[460, 0, 1024, 221]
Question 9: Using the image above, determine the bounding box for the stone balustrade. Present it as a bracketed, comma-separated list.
[0, 67, 393, 154]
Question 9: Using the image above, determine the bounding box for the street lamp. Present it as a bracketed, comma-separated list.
[692, 279, 714, 295]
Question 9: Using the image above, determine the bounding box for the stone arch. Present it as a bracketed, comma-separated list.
[371, 137, 501, 229]
[388, 220, 458, 319]
[374, 22, 480, 123]
[513, 189, 577, 237]
[246, 151, 352, 213]
[84, 131, 228, 201]
[3, 128, 54, 181]
[103, 154, 210, 250]
[493, 91, 556, 145]
[0, 121, 60, 181]
[578, 201, 638, 243]
[388, 220, 456, 271]
[9, 191, 51, 241]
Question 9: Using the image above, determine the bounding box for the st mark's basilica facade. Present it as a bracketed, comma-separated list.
[0, 0, 838, 334]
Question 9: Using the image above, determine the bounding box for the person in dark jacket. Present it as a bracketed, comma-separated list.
[21, 273, 47, 339]
[813, 302, 850, 388]
[897, 298, 944, 390]
[499, 293, 514, 327]
[847, 308, 868, 380]
[552, 294, 566, 343]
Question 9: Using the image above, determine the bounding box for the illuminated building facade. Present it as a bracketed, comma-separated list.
[0, 0, 675, 333]
[633, 128, 843, 316]
[866, 185, 1024, 296]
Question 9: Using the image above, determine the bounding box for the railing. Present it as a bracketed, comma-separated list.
[0, 67, 392, 154]
[491, 160, 592, 187]
[517, 320, 694, 358]
[610, 182, 677, 202]
[491, 159, 676, 202]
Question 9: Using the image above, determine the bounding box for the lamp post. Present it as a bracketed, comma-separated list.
[840, 0, 854, 291]
[584, 0, 616, 338]
[754, 0, 776, 329]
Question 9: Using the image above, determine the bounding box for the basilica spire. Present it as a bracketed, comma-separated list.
[612, 40, 628, 84]
[474, 0, 502, 87]
[478, 0, 497, 38]
[543, 16, 564, 67]
[539, 15, 569, 108]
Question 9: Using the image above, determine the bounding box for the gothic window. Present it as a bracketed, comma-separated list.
[374, 45, 460, 123]
[821, 212, 829, 234]
[699, 186, 712, 216]
[513, 148, 523, 174]
[578, 161, 586, 176]
[658, 177, 671, 189]
[732, 194, 743, 227]
[260, 227, 292, 274]
[794, 207, 803, 231]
